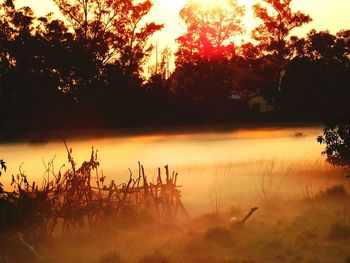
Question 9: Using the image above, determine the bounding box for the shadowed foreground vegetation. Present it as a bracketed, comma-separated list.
[0, 144, 188, 262]
[46, 184, 350, 263]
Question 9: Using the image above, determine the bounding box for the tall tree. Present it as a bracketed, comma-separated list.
[252, 0, 312, 60]
[298, 29, 350, 65]
[176, 0, 245, 66]
[52, 0, 163, 91]
[0, 0, 68, 129]
[173, 0, 246, 121]
[280, 29, 350, 120]
[249, 0, 312, 107]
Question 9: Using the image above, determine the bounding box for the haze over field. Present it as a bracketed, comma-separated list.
[1, 0, 350, 262]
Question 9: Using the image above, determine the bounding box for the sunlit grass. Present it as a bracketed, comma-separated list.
[175, 159, 346, 216]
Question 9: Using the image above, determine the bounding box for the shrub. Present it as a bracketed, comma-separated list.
[138, 251, 169, 263]
[98, 251, 123, 263]
[204, 226, 233, 246]
[329, 223, 350, 240]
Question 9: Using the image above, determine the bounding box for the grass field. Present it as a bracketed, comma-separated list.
[2, 127, 350, 262]
[34, 159, 350, 263]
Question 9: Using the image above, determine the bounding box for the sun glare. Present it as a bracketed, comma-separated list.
[193, 0, 231, 9]
[189, 0, 257, 9]
[161, 0, 188, 11]
[237, 0, 257, 6]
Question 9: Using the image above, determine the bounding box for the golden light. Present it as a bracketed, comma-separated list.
[160, 0, 257, 12]
[237, 0, 257, 6]
[186, 0, 257, 9]
[191, 0, 231, 9]
[161, 0, 188, 11]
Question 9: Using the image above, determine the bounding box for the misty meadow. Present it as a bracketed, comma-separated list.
[0, 0, 350, 262]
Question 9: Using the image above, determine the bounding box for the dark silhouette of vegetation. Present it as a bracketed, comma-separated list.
[318, 122, 350, 170]
[251, 0, 312, 106]
[172, 0, 246, 121]
[0, 0, 163, 129]
[0, 145, 187, 261]
[281, 29, 350, 120]
[252, 0, 312, 60]
[0, 0, 349, 130]
[313, 30, 350, 170]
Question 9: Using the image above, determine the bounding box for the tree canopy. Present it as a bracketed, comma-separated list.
[252, 0, 312, 60]
[176, 0, 245, 66]
[52, 0, 163, 92]
[0, 0, 349, 129]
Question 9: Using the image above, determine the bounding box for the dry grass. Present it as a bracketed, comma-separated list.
[0, 143, 188, 262]
[2, 146, 350, 263]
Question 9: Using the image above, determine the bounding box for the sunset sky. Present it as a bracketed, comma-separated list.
[17, 0, 350, 69]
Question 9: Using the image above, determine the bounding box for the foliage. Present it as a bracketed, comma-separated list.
[172, 59, 245, 121]
[279, 29, 350, 120]
[172, 0, 247, 120]
[52, 0, 163, 91]
[0, 0, 163, 130]
[176, 0, 245, 66]
[296, 29, 350, 63]
[245, 0, 312, 104]
[0, 0, 349, 128]
[318, 122, 350, 169]
[252, 0, 312, 60]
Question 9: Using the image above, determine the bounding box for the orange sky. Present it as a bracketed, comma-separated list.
[16, 0, 350, 70]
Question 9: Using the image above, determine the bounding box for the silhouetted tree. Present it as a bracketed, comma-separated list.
[172, 0, 246, 121]
[250, 0, 312, 106]
[0, 1, 71, 129]
[1, 0, 350, 129]
[252, 0, 312, 60]
[0, 0, 165, 129]
[172, 58, 245, 122]
[53, 0, 163, 93]
[305, 30, 350, 161]
[293, 29, 350, 63]
[176, 0, 245, 66]
[280, 30, 350, 120]
[149, 47, 172, 80]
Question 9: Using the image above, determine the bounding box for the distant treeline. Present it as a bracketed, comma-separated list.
[0, 0, 349, 131]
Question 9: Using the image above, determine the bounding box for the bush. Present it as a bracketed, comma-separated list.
[318, 122, 350, 169]
[316, 185, 349, 202]
[138, 251, 169, 263]
[204, 226, 233, 246]
[98, 251, 123, 263]
[329, 223, 350, 240]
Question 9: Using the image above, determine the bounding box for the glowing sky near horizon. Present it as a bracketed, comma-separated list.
[16, 0, 350, 69]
